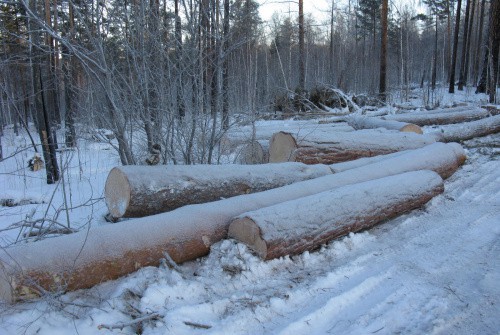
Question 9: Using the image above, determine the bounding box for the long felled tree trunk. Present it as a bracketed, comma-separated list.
[229, 171, 444, 260]
[268, 131, 437, 165]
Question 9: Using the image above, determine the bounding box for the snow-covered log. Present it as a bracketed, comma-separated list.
[222, 122, 355, 149]
[329, 150, 409, 173]
[105, 163, 333, 218]
[228, 170, 444, 260]
[346, 115, 423, 134]
[329, 142, 465, 173]
[0, 143, 464, 302]
[429, 115, 500, 143]
[268, 130, 436, 164]
[234, 141, 269, 164]
[381, 108, 490, 126]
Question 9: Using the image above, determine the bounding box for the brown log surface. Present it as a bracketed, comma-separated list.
[269, 130, 436, 164]
[229, 170, 444, 260]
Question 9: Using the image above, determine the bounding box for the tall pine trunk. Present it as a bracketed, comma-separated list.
[449, 0, 462, 93]
[379, 0, 388, 100]
[473, 0, 487, 84]
[222, 0, 230, 130]
[298, 0, 305, 91]
[488, 0, 500, 102]
[458, 0, 472, 90]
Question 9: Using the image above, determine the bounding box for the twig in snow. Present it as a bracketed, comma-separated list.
[162, 251, 183, 273]
[183, 321, 212, 329]
[444, 285, 465, 303]
[97, 312, 161, 331]
[372, 326, 385, 333]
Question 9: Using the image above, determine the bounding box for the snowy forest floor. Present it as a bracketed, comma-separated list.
[0, 90, 499, 334]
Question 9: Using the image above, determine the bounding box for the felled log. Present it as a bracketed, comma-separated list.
[329, 150, 408, 173]
[233, 141, 269, 164]
[429, 115, 500, 143]
[381, 108, 490, 126]
[105, 163, 333, 219]
[268, 130, 436, 164]
[222, 122, 355, 151]
[228, 170, 444, 260]
[0, 142, 464, 302]
[346, 115, 423, 134]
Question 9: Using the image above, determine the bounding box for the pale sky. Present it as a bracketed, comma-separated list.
[257, 0, 425, 24]
[258, 0, 331, 23]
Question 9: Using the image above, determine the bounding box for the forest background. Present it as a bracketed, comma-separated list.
[0, 0, 499, 182]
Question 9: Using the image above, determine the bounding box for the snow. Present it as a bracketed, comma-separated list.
[0, 92, 499, 334]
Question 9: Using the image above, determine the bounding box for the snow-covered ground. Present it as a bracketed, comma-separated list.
[0, 90, 498, 334]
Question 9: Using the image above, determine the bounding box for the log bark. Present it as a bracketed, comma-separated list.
[347, 115, 423, 134]
[105, 163, 333, 218]
[381, 108, 491, 126]
[329, 150, 409, 173]
[269, 130, 436, 164]
[0, 143, 464, 302]
[228, 170, 444, 260]
[429, 115, 500, 142]
[222, 122, 354, 151]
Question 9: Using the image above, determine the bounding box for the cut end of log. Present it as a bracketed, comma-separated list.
[0, 270, 13, 303]
[269, 132, 297, 163]
[400, 124, 423, 134]
[234, 141, 266, 164]
[228, 217, 268, 259]
[447, 142, 467, 166]
[105, 167, 132, 219]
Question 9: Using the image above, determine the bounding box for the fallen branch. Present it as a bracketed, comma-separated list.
[97, 312, 161, 330]
[183, 321, 212, 329]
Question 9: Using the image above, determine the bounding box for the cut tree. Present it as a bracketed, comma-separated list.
[268, 130, 436, 164]
[229, 171, 444, 260]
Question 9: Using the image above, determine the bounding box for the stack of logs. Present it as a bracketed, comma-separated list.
[0, 105, 498, 303]
[233, 106, 500, 165]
